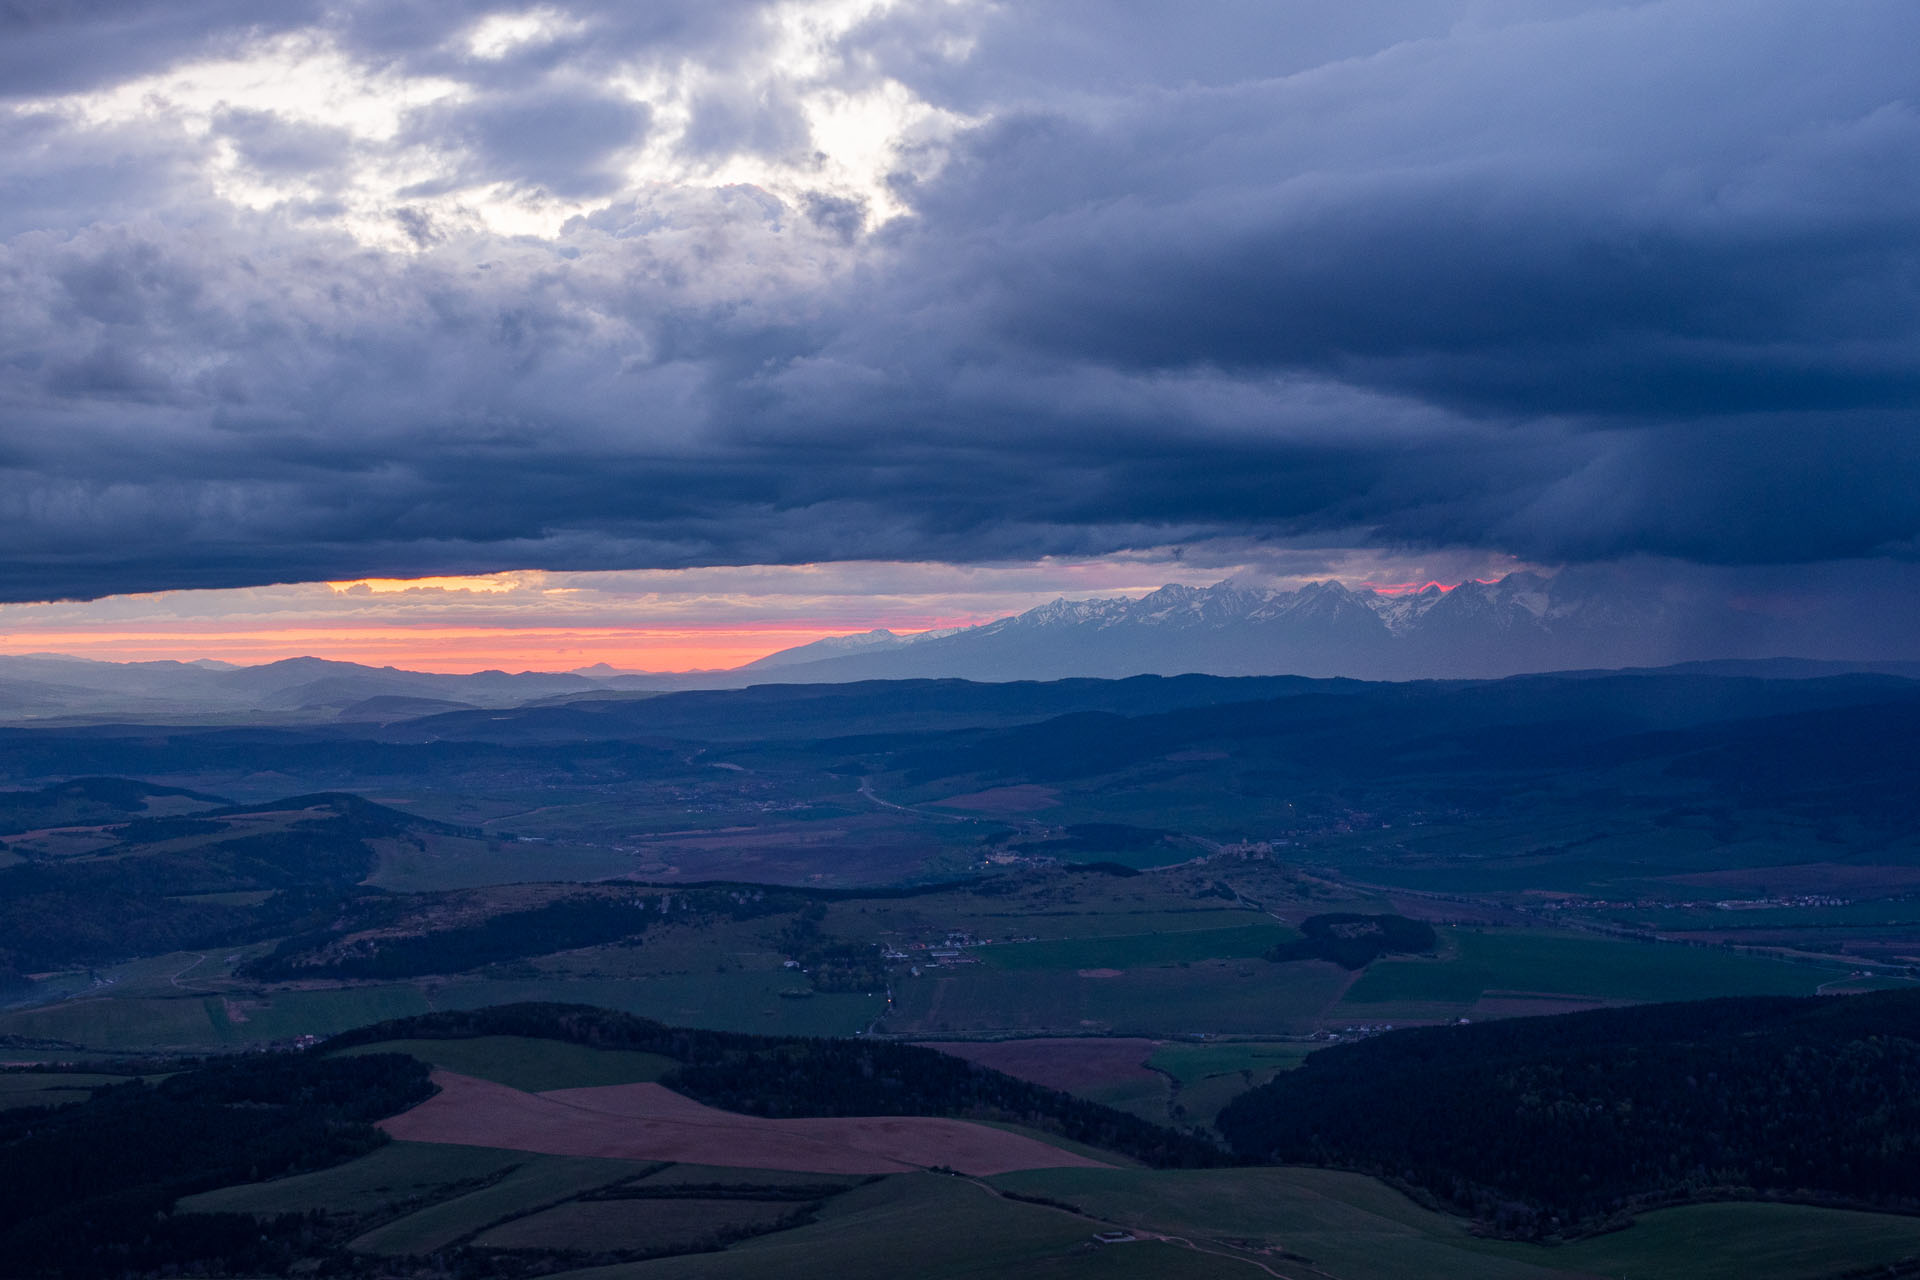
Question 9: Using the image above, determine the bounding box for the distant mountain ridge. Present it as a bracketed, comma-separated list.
[4, 572, 1917, 722]
[0, 653, 674, 721]
[739, 571, 1778, 683]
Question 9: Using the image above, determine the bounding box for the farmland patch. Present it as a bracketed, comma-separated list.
[381, 1070, 1112, 1176]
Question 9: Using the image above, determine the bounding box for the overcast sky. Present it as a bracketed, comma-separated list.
[3, 1, 1916, 656]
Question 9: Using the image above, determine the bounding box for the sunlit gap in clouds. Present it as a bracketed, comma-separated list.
[0, 553, 1531, 672]
[18, 0, 971, 249]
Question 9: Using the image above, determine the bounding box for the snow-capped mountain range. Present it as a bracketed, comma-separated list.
[3, 572, 1908, 723]
[741, 571, 1745, 682]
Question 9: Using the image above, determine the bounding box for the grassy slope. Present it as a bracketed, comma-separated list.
[0, 1071, 150, 1110]
[349, 1154, 651, 1255]
[1476, 1202, 1920, 1280]
[184, 1136, 1920, 1280]
[547, 1174, 1226, 1279]
[332, 1035, 675, 1092]
[991, 1167, 1571, 1280]
[1339, 926, 1827, 1015]
[474, 1199, 799, 1252]
[978, 924, 1295, 971]
[0, 972, 880, 1052]
[889, 959, 1352, 1037]
[992, 1167, 1920, 1280]
[177, 1140, 530, 1216]
[0, 985, 436, 1051]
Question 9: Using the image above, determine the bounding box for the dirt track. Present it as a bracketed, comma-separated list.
[381, 1071, 1112, 1176]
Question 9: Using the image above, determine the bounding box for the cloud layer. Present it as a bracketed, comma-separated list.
[3, 0, 1917, 602]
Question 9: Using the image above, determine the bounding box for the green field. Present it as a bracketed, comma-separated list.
[334, 1035, 676, 1091]
[431, 974, 885, 1037]
[992, 1165, 1564, 1279]
[1145, 1041, 1317, 1128]
[890, 958, 1352, 1037]
[979, 923, 1295, 972]
[1073, 1074, 1174, 1125]
[0, 985, 436, 1052]
[0, 1071, 147, 1110]
[1148, 1040, 1316, 1086]
[634, 1164, 865, 1189]
[0, 967, 884, 1052]
[1339, 927, 1830, 1016]
[549, 1173, 1226, 1279]
[475, 1198, 800, 1253]
[169, 1136, 1920, 1280]
[179, 1140, 531, 1218]
[1479, 1201, 1920, 1280]
[350, 1154, 652, 1255]
[989, 1166, 1920, 1280]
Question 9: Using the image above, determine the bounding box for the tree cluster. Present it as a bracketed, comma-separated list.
[0, 798, 395, 971]
[1216, 989, 1920, 1237]
[0, 1051, 432, 1277]
[329, 1002, 1226, 1168]
[1264, 913, 1437, 969]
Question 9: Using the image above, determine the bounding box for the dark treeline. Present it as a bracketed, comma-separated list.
[0, 777, 226, 835]
[1009, 822, 1178, 859]
[1216, 989, 1920, 1238]
[247, 884, 801, 981]
[1264, 913, 1437, 969]
[667, 1039, 1224, 1168]
[246, 879, 980, 983]
[246, 894, 657, 981]
[329, 1002, 1225, 1168]
[0, 797, 405, 971]
[776, 908, 888, 993]
[0, 1051, 432, 1278]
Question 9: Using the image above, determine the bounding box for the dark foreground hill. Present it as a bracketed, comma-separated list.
[1216, 988, 1920, 1238]
[0, 1051, 431, 1278]
[329, 1003, 1223, 1169]
[0, 792, 470, 973]
[0, 1002, 1219, 1278]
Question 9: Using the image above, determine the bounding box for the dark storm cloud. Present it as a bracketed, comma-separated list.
[886, 3, 1920, 414]
[0, 0, 324, 98]
[0, 0, 1916, 603]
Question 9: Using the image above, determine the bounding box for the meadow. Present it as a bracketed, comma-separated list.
[0, 1070, 146, 1109]
[992, 1166, 1920, 1280]
[348, 1154, 654, 1255]
[886, 958, 1354, 1038]
[977, 923, 1296, 972]
[334, 1034, 677, 1091]
[1339, 925, 1831, 1020]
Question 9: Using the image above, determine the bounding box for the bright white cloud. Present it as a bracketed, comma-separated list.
[10, 0, 972, 246]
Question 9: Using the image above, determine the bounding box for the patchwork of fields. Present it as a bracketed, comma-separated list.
[144, 1032, 1920, 1280]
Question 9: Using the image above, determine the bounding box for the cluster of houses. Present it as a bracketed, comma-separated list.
[1309, 1022, 1398, 1042]
[1535, 893, 1853, 913]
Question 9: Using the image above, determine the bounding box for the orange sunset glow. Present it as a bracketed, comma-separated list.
[0, 625, 926, 673]
[0, 560, 1537, 673]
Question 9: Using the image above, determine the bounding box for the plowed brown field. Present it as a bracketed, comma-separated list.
[380, 1071, 1111, 1176]
[917, 1037, 1161, 1092]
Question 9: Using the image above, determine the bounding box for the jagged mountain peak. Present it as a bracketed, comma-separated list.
[734, 569, 1744, 683]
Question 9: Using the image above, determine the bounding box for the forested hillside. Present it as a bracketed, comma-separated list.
[330, 1003, 1224, 1167]
[1217, 989, 1920, 1237]
[0, 1052, 431, 1277]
